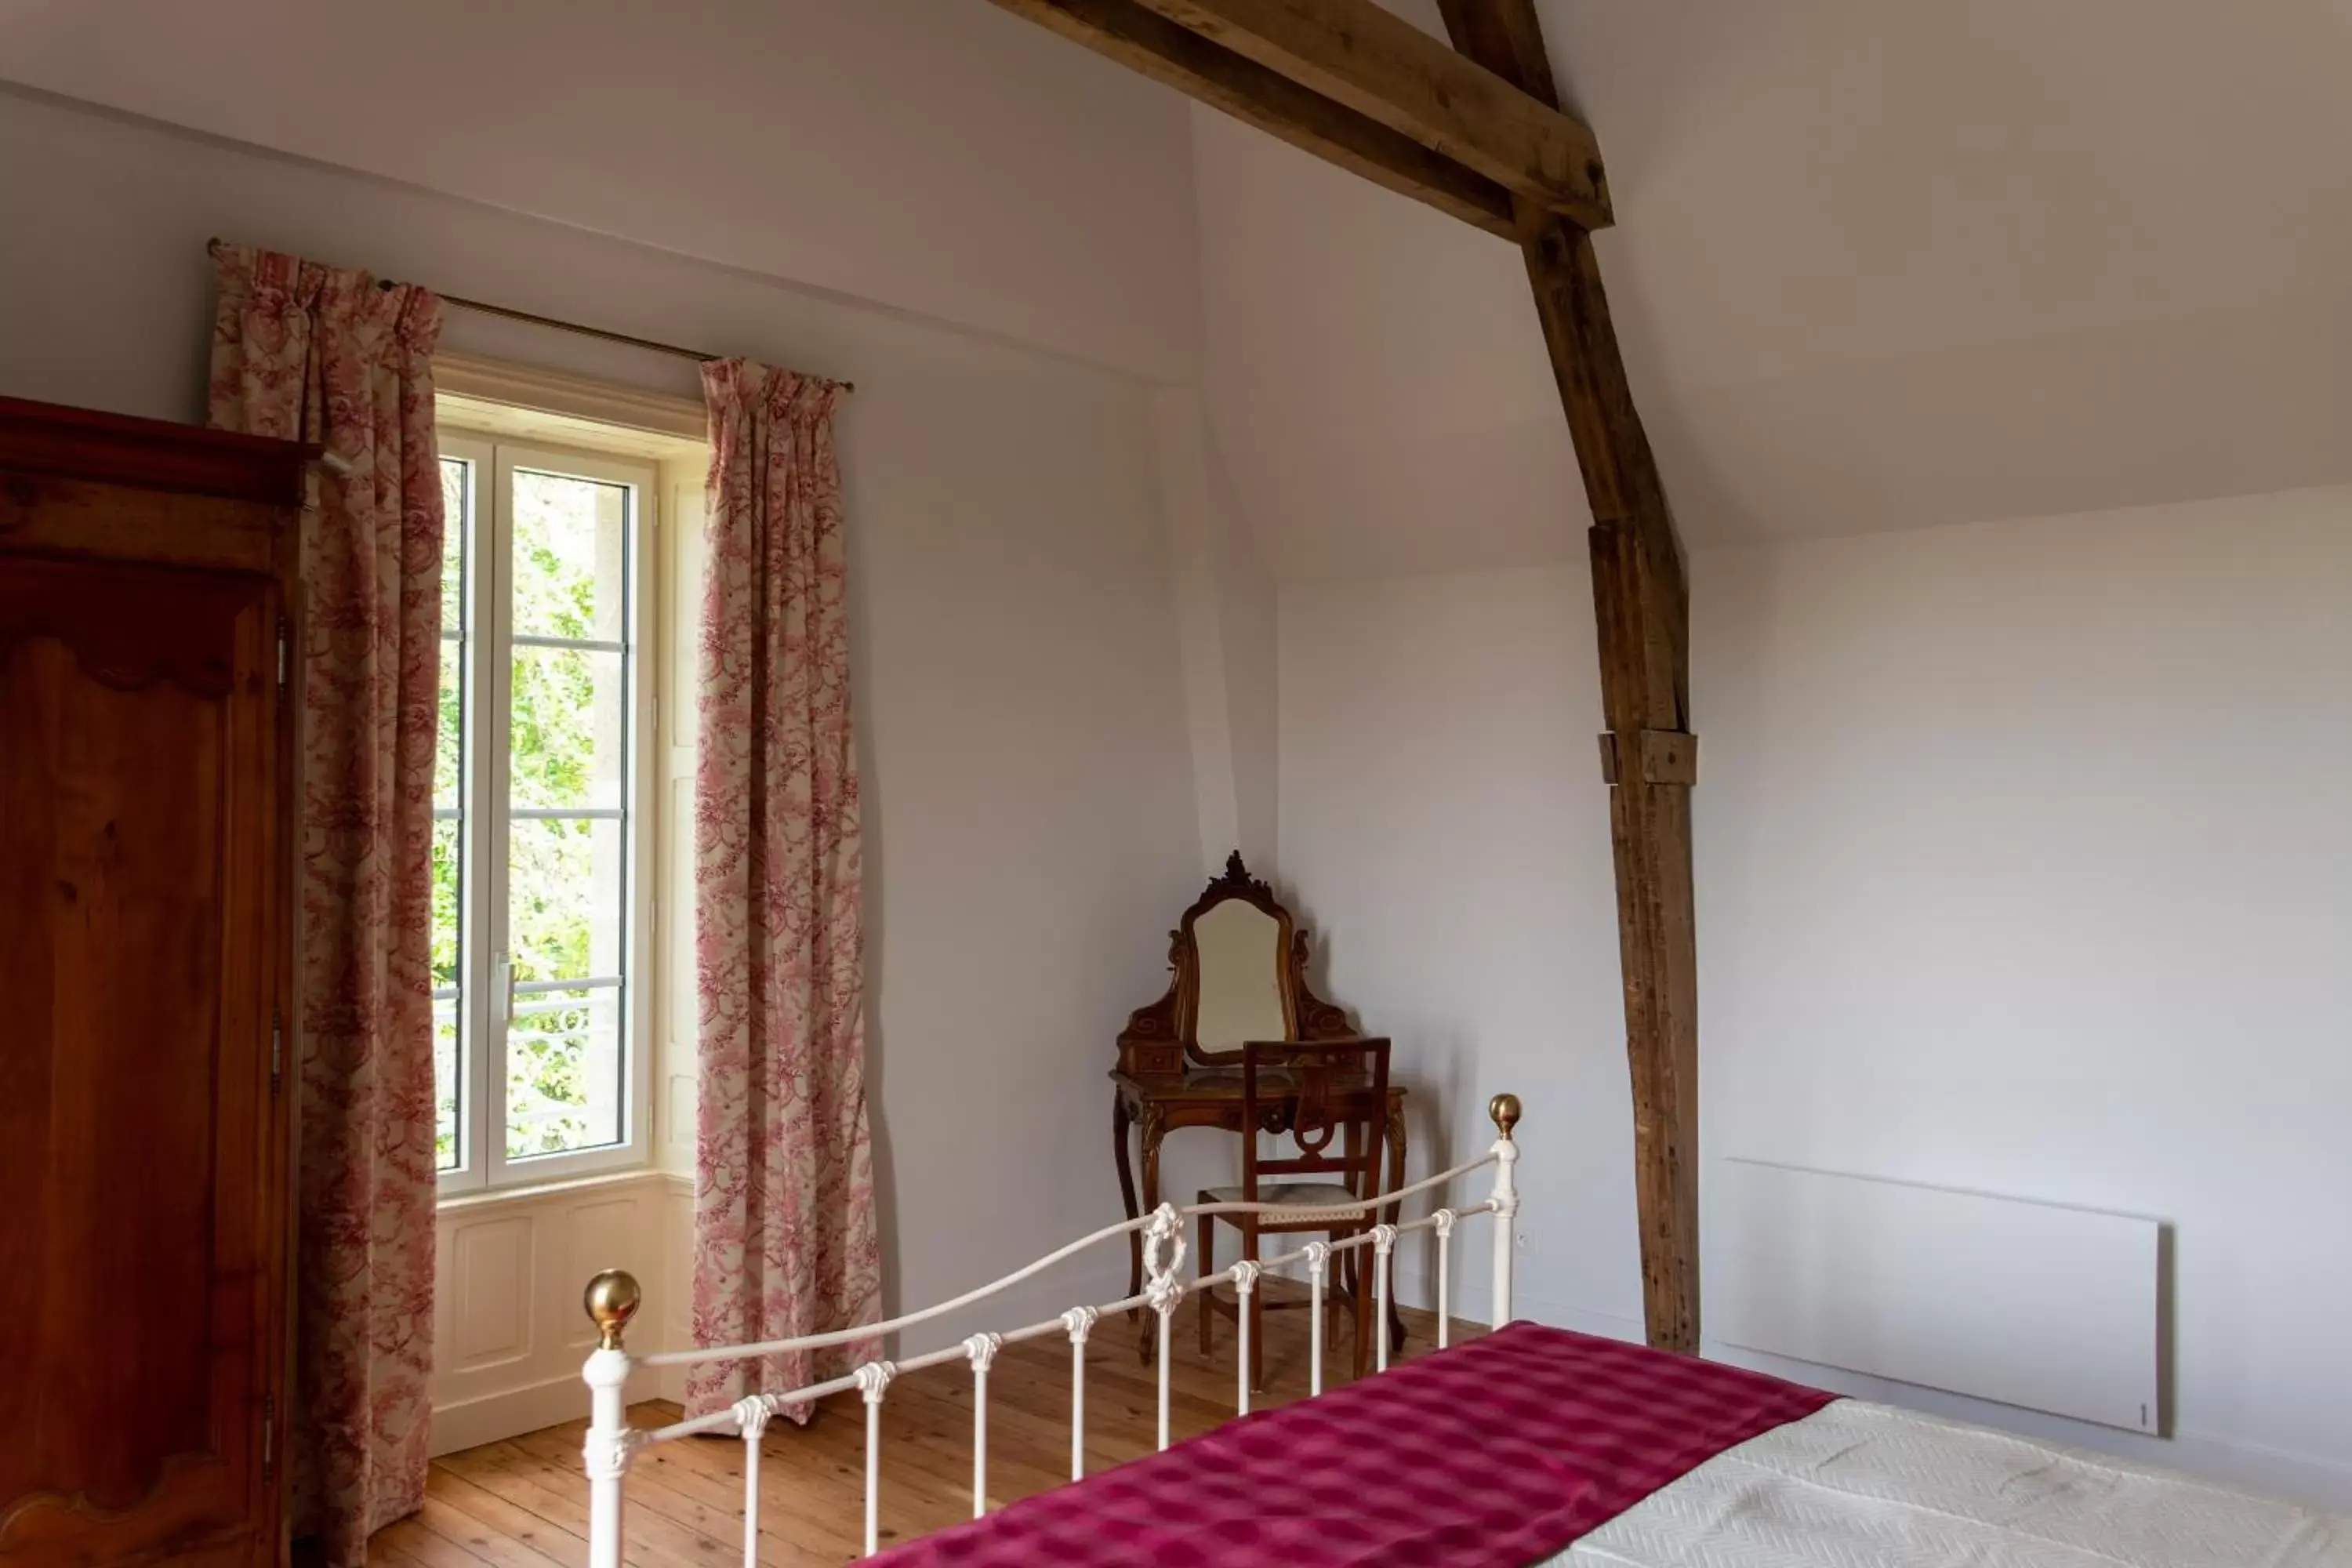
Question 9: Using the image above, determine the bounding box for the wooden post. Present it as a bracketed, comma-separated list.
[1440, 2, 1702, 1356]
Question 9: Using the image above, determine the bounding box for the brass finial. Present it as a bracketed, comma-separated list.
[583, 1269, 642, 1352]
[1488, 1093, 1522, 1141]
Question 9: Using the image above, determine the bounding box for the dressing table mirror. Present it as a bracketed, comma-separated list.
[1115, 851, 1352, 1079]
[1112, 853, 1406, 1353]
[1190, 897, 1290, 1060]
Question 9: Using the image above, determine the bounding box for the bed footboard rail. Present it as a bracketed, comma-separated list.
[579, 1091, 1523, 1565]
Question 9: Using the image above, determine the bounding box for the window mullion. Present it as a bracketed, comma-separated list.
[480, 443, 517, 1188]
[440, 436, 494, 1195]
[627, 470, 656, 1177]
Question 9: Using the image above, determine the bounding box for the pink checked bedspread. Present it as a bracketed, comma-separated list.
[868, 1321, 1835, 1567]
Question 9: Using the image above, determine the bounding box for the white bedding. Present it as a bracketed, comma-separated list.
[1548, 1399, 2352, 1568]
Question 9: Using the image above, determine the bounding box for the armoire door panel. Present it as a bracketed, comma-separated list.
[0, 557, 281, 1564]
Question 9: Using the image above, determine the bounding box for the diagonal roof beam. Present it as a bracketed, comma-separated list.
[986, 0, 1608, 235]
[1433, 0, 1559, 110]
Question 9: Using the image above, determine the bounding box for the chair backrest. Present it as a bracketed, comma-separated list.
[1238, 1037, 1392, 1205]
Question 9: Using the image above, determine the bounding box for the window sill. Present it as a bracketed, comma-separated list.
[437, 1164, 688, 1214]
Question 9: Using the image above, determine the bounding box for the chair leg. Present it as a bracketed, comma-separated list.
[1244, 1217, 1265, 1394]
[1197, 1214, 1215, 1356]
[1332, 1232, 1355, 1380]
[1331, 1240, 1351, 1377]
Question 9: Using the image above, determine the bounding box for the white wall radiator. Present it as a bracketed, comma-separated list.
[1710, 1157, 2161, 1433]
[575, 1094, 1526, 1566]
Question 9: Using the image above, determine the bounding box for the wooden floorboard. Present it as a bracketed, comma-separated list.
[380, 1296, 1480, 1565]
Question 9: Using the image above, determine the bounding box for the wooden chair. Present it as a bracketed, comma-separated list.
[1196, 1037, 1392, 1390]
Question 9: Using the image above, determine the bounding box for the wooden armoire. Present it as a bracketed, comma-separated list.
[0, 396, 307, 1565]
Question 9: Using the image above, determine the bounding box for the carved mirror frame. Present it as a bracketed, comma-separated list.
[1117, 852, 1355, 1079]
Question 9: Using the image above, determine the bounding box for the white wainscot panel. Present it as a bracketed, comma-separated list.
[451, 1215, 534, 1370]
[1711, 1158, 2161, 1434]
[430, 1170, 684, 1455]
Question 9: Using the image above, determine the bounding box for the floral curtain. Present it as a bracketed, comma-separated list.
[689, 359, 880, 1417]
[209, 243, 442, 1564]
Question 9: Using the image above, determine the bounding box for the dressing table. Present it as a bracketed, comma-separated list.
[1111, 853, 1407, 1355]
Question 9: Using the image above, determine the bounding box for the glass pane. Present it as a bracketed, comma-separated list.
[506, 986, 624, 1158]
[511, 469, 629, 642]
[436, 639, 464, 809]
[434, 1000, 461, 1172]
[510, 645, 626, 810]
[431, 819, 463, 995]
[438, 457, 468, 633]
[508, 816, 626, 985]
[430, 819, 464, 1174]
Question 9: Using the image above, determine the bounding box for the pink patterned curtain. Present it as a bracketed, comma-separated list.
[209, 243, 441, 1564]
[689, 359, 880, 1417]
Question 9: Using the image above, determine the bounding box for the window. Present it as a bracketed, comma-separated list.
[435, 434, 655, 1191]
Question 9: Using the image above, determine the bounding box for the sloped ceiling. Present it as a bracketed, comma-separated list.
[1198, 0, 2352, 579]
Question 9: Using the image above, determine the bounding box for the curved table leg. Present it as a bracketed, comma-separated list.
[1137, 1108, 1166, 1362]
[1113, 1089, 1141, 1300]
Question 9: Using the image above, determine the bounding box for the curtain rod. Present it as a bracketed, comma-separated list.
[434, 293, 856, 393]
[205, 238, 854, 391]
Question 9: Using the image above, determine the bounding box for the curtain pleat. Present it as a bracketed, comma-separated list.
[688, 358, 880, 1417]
[209, 241, 442, 1565]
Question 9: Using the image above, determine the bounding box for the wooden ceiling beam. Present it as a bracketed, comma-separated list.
[1122, 0, 1610, 229]
[985, 0, 1611, 234]
[988, 0, 1522, 238]
[1439, 0, 1703, 1357]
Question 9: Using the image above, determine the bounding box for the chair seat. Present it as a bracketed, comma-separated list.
[1203, 1182, 1363, 1207]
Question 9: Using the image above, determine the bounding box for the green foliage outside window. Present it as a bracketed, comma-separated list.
[433, 459, 631, 1170]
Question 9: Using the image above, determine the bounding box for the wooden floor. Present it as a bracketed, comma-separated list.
[373, 1293, 1478, 1566]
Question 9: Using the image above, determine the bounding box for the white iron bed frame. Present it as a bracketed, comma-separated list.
[575, 1092, 1526, 1566]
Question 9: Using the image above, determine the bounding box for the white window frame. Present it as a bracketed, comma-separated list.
[437, 430, 658, 1195]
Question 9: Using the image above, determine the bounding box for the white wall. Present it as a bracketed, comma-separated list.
[1694, 485, 2352, 1505]
[0, 82, 1203, 1368]
[0, 0, 1198, 382]
[1156, 390, 1279, 878]
[849, 343, 1202, 1344]
[1269, 489, 2352, 1512]
[1276, 565, 1639, 1333]
[1190, 106, 1584, 585]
